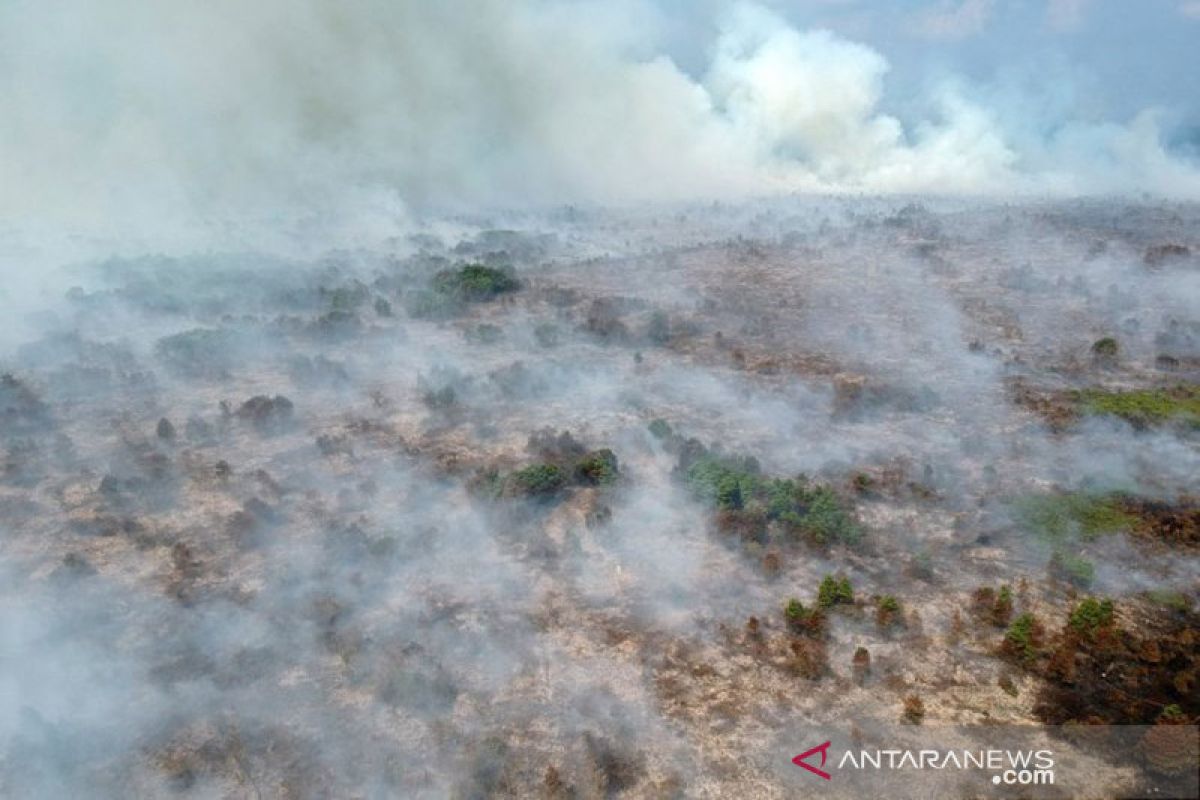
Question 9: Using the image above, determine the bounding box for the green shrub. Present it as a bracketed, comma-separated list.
[784, 598, 825, 637]
[817, 575, 854, 608]
[785, 598, 804, 620]
[408, 265, 517, 318]
[1017, 493, 1135, 542]
[574, 449, 619, 486]
[1049, 550, 1095, 589]
[472, 468, 506, 499]
[433, 264, 519, 302]
[991, 585, 1014, 626]
[1004, 613, 1042, 661]
[875, 595, 902, 629]
[1159, 704, 1186, 723]
[688, 460, 858, 543]
[678, 441, 860, 547]
[647, 419, 673, 440]
[1144, 589, 1191, 612]
[798, 488, 860, 545]
[1068, 598, 1115, 638]
[1091, 337, 1119, 359]
[511, 464, 567, 497]
[716, 474, 746, 510]
[1072, 385, 1200, 429]
[685, 455, 759, 510]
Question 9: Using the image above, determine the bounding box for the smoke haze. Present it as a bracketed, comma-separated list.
[1, 4, 1198, 799]
[2, 0, 1200, 246]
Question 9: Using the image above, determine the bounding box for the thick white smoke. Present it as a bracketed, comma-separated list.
[1, 0, 1198, 245]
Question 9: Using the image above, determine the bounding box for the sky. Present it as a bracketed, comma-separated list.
[0, 0, 1197, 247]
[749, 1, 1199, 136]
[649, 1, 1199, 149]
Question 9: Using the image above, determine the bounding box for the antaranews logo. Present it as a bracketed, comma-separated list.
[792, 741, 832, 780]
[792, 740, 1055, 787]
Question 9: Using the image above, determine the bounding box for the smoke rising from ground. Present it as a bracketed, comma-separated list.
[0, 194, 1197, 797]
[2, 0, 1199, 247]
[1, 4, 1198, 798]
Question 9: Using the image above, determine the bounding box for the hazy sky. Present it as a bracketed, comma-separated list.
[654, 1, 1197, 133]
[0, 0, 1197, 244]
[772, 1, 1197, 132]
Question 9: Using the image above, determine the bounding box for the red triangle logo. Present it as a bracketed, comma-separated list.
[792, 740, 832, 780]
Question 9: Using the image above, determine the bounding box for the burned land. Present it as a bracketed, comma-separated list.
[1, 198, 1198, 798]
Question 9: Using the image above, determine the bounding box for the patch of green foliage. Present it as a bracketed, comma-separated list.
[1068, 597, 1115, 638]
[1017, 492, 1136, 542]
[875, 594, 903, 629]
[1049, 550, 1095, 589]
[1017, 494, 1128, 594]
[473, 468, 507, 500]
[574, 449, 619, 486]
[992, 585, 1014, 625]
[784, 598, 824, 636]
[406, 264, 519, 319]
[793, 487, 860, 545]
[1090, 337, 1119, 358]
[1072, 385, 1200, 429]
[817, 575, 854, 608]
[1143, 589, 1191, 612]
[510, 464, 567, 497]
[784, 598, 805, 621]
[1159, 704, 1186, 723]
[433, 264, 519, 302]
[685, 454, 760, 510]
[852, 472, 875, 494]
[497, 443, 620, 501]
[647, 418, 673, 440]
[1004, 613, 1041, 661]
[685, 454, 859, 546]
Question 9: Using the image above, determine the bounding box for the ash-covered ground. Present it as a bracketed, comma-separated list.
[1, 197, 1198, 798]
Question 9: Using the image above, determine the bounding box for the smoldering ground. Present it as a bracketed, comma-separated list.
[2, 2, 1199, 797]
[0, 197, 1196, 798]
